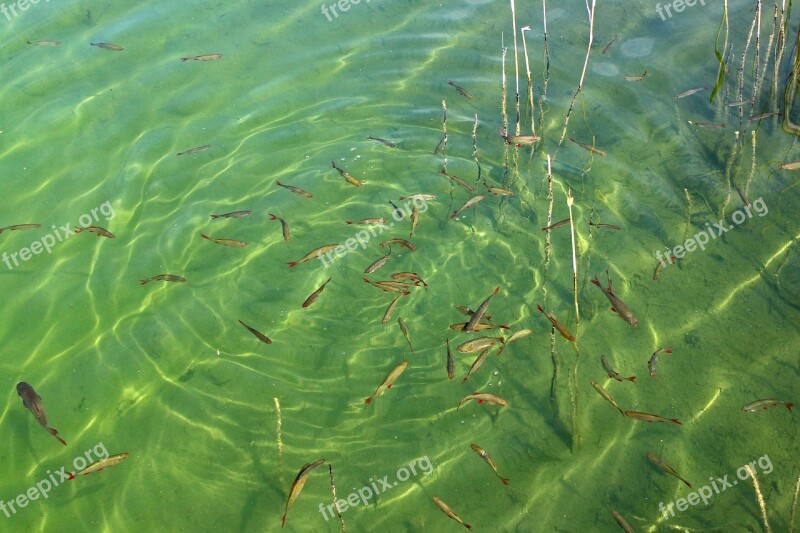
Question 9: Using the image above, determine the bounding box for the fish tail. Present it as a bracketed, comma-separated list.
[210, 214, 219, 219]
[627, 376, 637, 382]
[787, 403, 794, 412]
[287, 261, 298, 268]
[180, 57, 189, 62]
[269, 213, 278, 220]
[671, 419, 683, 425]
[364, 397, 372, 405]
[664, 347, 673, 354]
[501, 478, 509, 485]
[139, 279, 148, 285]
[591, 276, 601, 287]
[200, 233, 210, 240]
[331, 161, 336, 168]
[49, 427, 66, 446]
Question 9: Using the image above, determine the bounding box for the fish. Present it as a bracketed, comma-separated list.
[140, 274, 186, 285]
[602, 34, 618, 55]
[499, 127, 540, 145]
[345, 218, 389, 226]
[364, 360, 408, 406]
[464, 286, 500, 332]
[276, 181, 313, 198]
[398, 317, 413, 352]
[180, 53, 223, 61]
[363, 278, 411, 295]
[281, 459, 325, 527]
[302, 277, 332, 308]
[687, 120, 725, 128]
[364, 247, 392, 274]
[591, 272, 639, 326]
[673, 86, 710, 98]
[269, 214, 291, 241]
[27, 40, 61, 46]
[16, 382, 66, 446]
[612, 510, 635, 533]
[433, 134, 446, 155]
[503, 329, 531, 343]
[623, 410, 682, 425]
[536, 304, 575, 342]
[331, 161, 363, 187]
[589, 221, 622, 230]
[390, 272, 428, 290]
[432, 497, 472, 530]
[211, 210, 252, 219]
[457, 336, 503, 353]
[91, 42, 124, 51]
[0, 223, 41, 234]
[379, 238, 415, 251]
[446, 339, 455, 380]
[389, 200, 405, 221]
[176, 144, 211, 156]
[288, 244, 340, 267]
[750, 112, 782, 121]
[590, 379, 624, 415]
[367, 136, 397, 147]
[399, 194, 436, 201]
[448, 81, 473, 99]
[647, 453, 692, 488]
[409, 205, 419, 237]
[601, 355, 636, 382]
[439, 169, 476, 192]
[742, 399, 794, 412]
[69, 453, 129, 479]
[647, 347, 672, 377]
[382, 295, 403, 324]
[653, 254, 676, 281]
[238, 320, 272, 345]
[734, 184, 751, 208]
[470, 443, 508, 485]
[463, 348, 491, 382]
[541, 218, 571, 231]
[457, 392, 508, 410]
[449, 322, 501, 332]
[569, 137, 607, 156]
[483, 181, 515, 196]
[200, 233, 247, 247]
[74, 226, 115, 238]
[623, 70, 647, 81]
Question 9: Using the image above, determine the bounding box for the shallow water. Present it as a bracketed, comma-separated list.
[0, 1, 799, 532]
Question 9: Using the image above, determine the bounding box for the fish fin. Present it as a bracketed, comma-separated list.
[450, 211, 458, 219]
[200, 233, 210, 240]
[344, 221, 353, 225]
[210, 214, 219, 219]
[501, 478, 509, 485]
[684, 480, 692, 488]
[671, 419, 683, 425]
[591, 276, 601, 286]
[67, 472, 75, 480]
[387, 384, 392, 389]
[477, 399, 484, 404]
[664, 348, 673, 354]
[49, 427, 66, 446]
[287, 262, 298, 268]
[787, 403, 794, 412]
[269, 213, 278, 220]
[364, 397, 372, 405]
[139, 279, 148, 285]
[627, 376, 637, 382]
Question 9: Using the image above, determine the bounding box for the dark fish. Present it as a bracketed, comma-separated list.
[200, 233, 247, 247]
[570, 137, 607, 156]
[281, 459, 325, 527]
[591, 272, 638, 326]
[331, 161, 363, 187]
[367, 136, 397, 147]
[177, 144, 211, 156]
[541, 219, 570, 231]
[365, 247, 392, 275]
[210, 211, 252, 219]
[0, 224, 41, 234]
[91, 42, 123, 51]
[238, 320, 272, 345]
[276, 181, 313, 198]
[448, 81, 473, 99]
[16, 382, 66, 446]
[302, 277, 332, 308]
[379, 238, 415, 251]
[140, 274, 185, 285]
[464, 286, 499, 332]
[74, 226, 115, 238]
[269, 213, 291, 241]
[180, 53, 223, 62]
[601, 35, 618, 55]
[647, 452, 692, 488]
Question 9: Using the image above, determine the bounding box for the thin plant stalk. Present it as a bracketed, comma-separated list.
[744, 464, 771, 533]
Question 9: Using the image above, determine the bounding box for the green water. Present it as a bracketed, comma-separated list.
[1, 0, 799, 531]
